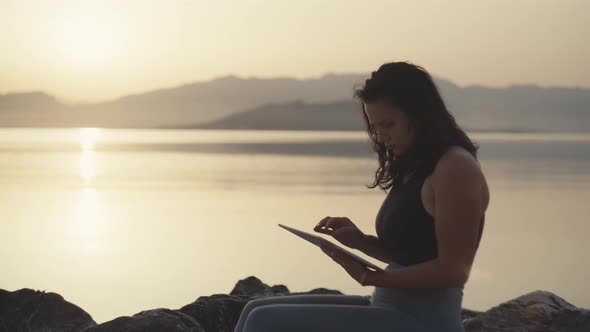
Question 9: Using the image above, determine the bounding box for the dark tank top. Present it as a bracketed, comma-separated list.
[375, 171, 485, 266]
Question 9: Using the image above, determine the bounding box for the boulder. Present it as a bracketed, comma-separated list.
[0, 289, 95, 332]
[462, 290, 590, 332]
[2, 280, 589, 332]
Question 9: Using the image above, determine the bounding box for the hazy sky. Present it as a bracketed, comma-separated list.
[1, 0, 588, 103]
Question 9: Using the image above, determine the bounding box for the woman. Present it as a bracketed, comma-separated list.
[234, 61, 490, 332]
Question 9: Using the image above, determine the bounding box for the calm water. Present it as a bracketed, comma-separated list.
[1, 128, 589, 323]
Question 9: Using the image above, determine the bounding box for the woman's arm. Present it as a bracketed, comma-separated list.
[360, 149, 486, 288]
[355, 234, 392, 264]
[364, 149, 485, 288]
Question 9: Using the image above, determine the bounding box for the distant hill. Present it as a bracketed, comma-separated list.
[1, 74, 589, 132]
[191, 83, 590, 132]
[440, 84, 590, 132]
[0, 92, 79, 127]
[1, 74, 367, 127]
[184, 100, 365, 131]
[67, 74, 368, 128]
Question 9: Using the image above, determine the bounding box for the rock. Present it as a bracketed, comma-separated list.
[3, 281, 589, 332]
[90, 276, 342, 332]
[462, 290, 590, 332]
[178, 294, 248, 332]
[229, 276, 291, 297]
[179, 276, 342, 332]
[85, 309, 204, 332]
[462, 308, 485, 321]
[0, 288, 96, 332]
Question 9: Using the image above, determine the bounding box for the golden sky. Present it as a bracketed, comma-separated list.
[0, 0, 588, 103]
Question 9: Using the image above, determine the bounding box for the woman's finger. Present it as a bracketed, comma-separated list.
[314, 216, 336, 235]
[325, 217, 341, 229]
[314, 227, 333, 235]
[314, 216, 331, 229]
[326, 217, 351, 230]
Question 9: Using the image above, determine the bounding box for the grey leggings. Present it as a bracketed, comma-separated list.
[234, 294, 428, 332]
[234, 262, 464, 332]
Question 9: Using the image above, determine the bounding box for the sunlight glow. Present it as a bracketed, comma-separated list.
[80, 128, 101, 150]
[79, 128, 100, 185]
[58, 18, 114, 67]
[74, 128, 103, 251]
[80, 151, 97, 184]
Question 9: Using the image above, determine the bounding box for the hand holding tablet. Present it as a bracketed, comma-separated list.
[278, 223, 384, 272]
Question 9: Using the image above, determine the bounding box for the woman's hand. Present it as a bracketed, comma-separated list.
[319, 244, 371, 286]
[314, 216, 367, 250]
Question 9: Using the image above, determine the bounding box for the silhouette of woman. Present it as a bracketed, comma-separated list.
[234, 61, 490, 332]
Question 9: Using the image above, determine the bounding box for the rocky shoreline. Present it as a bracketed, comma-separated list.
[1, 276, 589, 331]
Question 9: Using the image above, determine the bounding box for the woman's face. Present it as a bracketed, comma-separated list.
[364, 100, 415, 156]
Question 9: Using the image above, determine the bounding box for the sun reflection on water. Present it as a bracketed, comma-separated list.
[74, 128, 102, 252]
[80, 128, 100, 150]
[79, 128, 100, 185]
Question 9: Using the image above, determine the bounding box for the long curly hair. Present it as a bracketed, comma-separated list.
[354, 61, 479, 191]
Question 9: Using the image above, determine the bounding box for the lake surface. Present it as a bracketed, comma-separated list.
[1, 128, 589, 323]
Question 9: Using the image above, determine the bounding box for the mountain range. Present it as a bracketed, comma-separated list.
[1, 74, 589, 132]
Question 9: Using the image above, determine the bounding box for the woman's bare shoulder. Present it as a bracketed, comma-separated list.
[436, 145, 481, 175]
[433, 145, 490, 211]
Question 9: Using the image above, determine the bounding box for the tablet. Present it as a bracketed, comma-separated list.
[278, 223, 384, 272]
